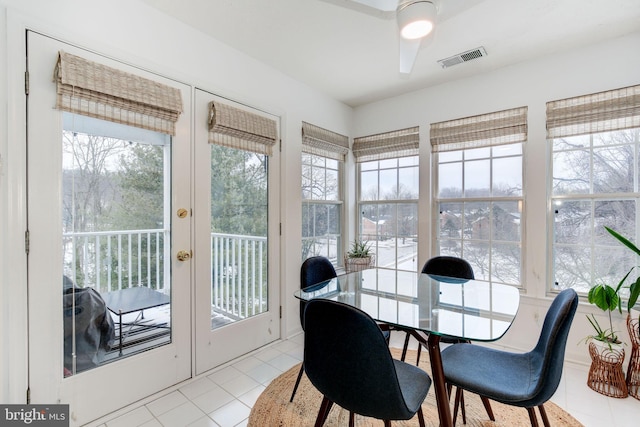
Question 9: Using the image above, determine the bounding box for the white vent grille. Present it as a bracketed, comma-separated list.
[437, 46, 487, 69]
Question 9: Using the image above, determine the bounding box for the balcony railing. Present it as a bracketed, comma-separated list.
[63, 229, 268, 321]
[211, 233, 268, 322]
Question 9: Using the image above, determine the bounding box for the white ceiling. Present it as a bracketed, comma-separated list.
[141, 0, 640, 107]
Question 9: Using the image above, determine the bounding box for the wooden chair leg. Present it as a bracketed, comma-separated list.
[526, 407, 540, 427]
[401, 332, 411, 361]
[289, 364, 304, 402]
[349, 412, 355, 427]
[314, 396, 333, 427]
[452, 387, 464, 425]
[417, 407, 426, 427]
[459, 389, 467, 424]
[538, 404, 550, 427]
[480, 396, 495, 421]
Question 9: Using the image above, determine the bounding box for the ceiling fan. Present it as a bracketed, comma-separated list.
[326, 0, 439, 74]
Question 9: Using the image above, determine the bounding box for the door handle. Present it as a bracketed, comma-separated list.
[177, 250, 192, 261]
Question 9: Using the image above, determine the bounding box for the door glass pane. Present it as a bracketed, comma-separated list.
[210, 144, 268, 330]
[62, 113, 172, 376]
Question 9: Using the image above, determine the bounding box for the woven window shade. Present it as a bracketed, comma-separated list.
[431, 107, 527, 152]
[352, 126, 419, 163]
[54, 51, 183, 136]
[208, 101, 277, 156]
[546, 85, 640, 139]
[301, 122, 349, 161]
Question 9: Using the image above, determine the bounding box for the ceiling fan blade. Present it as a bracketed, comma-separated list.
[399, 37, 421, 74]
[320, 0, 397, 18]
[349, 0, 398, 12]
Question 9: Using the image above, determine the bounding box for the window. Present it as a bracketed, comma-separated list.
[207, 100, 277, 324]
[354, 127, 419, 271]
[549, 85, 640, 294]
[301, 122, 349, 263]
[431, 107, 527, 285]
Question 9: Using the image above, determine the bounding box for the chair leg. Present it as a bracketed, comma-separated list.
[459, 389, 466, 425]
[417, 407, 426, 427]
[401, 332, 411, 361]
[349, 412, 355, 427]
[289, 364, 304, 402]
[480, 396, 495, 421]
[526, 407, 540, 427]
[314, 396, 333, 427]
[452, 388, 460, 425]
[538, 404, 550, 427]
[416, 342, 422, 365]
[384, 420, 392, 427]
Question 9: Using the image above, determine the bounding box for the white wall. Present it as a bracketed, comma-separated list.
[1, 0, 639, 407]
[353, 31, 640, 365]
[0, 0, 352, 404]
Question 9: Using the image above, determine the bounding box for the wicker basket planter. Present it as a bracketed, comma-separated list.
[587, 340, 628, 398]
[626, 314, 640, 400]
[344, 255, 375, 273]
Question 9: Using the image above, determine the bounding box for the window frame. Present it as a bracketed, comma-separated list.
[301, 152, 345, 266]
[432, 143, 525, 286]
[548, 128, 640, 295]
[356, 156, 419, 272]
[546, 85, 640, 296]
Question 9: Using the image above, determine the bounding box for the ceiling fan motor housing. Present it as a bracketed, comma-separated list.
[397, 1, 437, 40]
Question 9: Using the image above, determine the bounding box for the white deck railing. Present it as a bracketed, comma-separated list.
[63, 230, 268, 320]
[63, 229, 169, 293]
[211, 232, 268, 320]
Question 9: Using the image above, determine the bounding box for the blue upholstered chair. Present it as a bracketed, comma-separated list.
[397, 255, 493, 424]
[303, 299, 432, 427]
[401, 256, 476, 363]
[441, 288, 579, 427]
[291, 256, 390, 402]
[290, 256, 338, 402]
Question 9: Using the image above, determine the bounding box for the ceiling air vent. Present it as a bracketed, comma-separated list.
[437, 46, 487, 69]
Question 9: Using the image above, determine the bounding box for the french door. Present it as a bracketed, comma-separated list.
[26, 32, 191, 425]
[193, 89, 281, 374]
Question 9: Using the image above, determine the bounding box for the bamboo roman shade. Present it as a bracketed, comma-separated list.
[301, 122, 349, 161]
[430, 107, 527, 152]
[352, 126, 419, 162]
[54, 51, 183, 136]
[208, 101, 278, 156]
[546, 85, 640, 139]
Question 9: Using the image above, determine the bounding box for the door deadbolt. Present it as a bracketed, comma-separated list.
[177, 250, 192, 261]
[177, 208, 189, 218]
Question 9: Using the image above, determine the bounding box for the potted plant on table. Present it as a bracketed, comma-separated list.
[344, 239, 375, 273]
[585, 276, 628, 351]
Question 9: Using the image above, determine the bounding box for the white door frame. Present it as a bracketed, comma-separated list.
[26, 32, 192, 425]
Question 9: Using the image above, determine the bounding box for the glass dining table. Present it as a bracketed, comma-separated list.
[294, 267, 521, 427]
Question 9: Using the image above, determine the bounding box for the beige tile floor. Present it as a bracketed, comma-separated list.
[88, 332, 640, 427]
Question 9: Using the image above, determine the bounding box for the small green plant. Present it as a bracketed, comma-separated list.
[347, 239, 372, 258]
[583, 227, 640, 347]
[585, 274, 630, 345]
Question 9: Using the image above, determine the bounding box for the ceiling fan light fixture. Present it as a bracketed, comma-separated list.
[397, 1, 436, 40]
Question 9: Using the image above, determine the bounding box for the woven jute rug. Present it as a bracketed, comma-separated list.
[248, 348, 583, 426]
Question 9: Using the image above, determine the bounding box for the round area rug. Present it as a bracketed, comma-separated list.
[248, 349, 583, 427]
